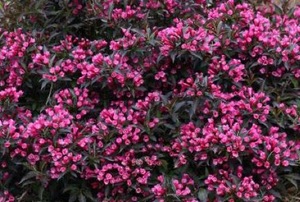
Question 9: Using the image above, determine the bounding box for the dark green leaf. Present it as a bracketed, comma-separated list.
[78, 193, 86, 202]
[198, 189, 208, 201]
[19, 171, 37, 184]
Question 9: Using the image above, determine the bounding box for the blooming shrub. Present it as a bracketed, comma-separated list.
[1, 0, 300, 201]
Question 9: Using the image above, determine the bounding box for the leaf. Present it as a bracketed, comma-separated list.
[39, 187, 45, 200]
[192, 99, 200, 114]
[174, 101, 186, 112]
[49, 54, 56, 67]
[249, 62, 259, 69]
[68, 193, 77, 202]
[273, 3, 283, 15]
[19, 171, 37, 184]
[216, 21, 223, 35]
[40, 79, 50, 90]
[160, 93, 170, 105]
[78, 193, 86, 202]
[198, 189, 208, 201]
[160, 160, 168, 170]
[105, 186, 110, 197]
[149, 135, 157, 141]
[190, 98, 200, 118]
[291, 78, 299, 88]
[171, 112, 179, 123]
[63, 185, 79, 193]
[296, 150, 300, 160]
[258, 119, 269, 129]
[284, 61, 290, 70]
[140, 195, 154, 202]
[83, 190, 95, 201]
[108, 3, 114, 20]
[190, 51, 203, 60]
[48, 32, 60, 42]
[202, 76, 208, 87]
[285, 174, 300, 181]
[164, 123, 176, 130]
[21, 180, 36, 187]
[131, 28, 145, 37]
[32, 102, 37, 111]
[285, 177, 298, 189]
[170, 51, 177, 63]
[269, 189, 282, 199]
[57, 171, 68, 181]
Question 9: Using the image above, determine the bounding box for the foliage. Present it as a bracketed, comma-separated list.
[1, 0, 300, 201]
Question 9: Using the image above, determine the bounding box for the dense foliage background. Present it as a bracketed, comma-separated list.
[1, 0, 300, 201]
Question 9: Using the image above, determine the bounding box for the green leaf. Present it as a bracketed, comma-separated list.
[83, 190, 95, 201]
[190, 98, 200, 118]
[269, 189, 282, 199]
[108, 3, 114, 20]
[68, 193, 77, 202]
[164, 123, 176, 130]
[131, 28, 145, 37]
[160, 159, 168, 171]
[170, 52, 177, 63]
[190, 51, 203, 60]
[63, 185, 79, 193]
[40, 79, 50, 90]
[198, 189, 208, 201]
[39, 187, 45, 200]
[174, 101, 186, 112]
[291, 78, 299, 88]
[78, 193, 86, 202]
[285, 174, 300, 181]
[49, 54, 56, 67]
[19, 171, 38, 184]
[105, 186, 110, 197]
[285, 177, 298, 189]
[273, 3, 283, 15]
[216, 21, 223, 35]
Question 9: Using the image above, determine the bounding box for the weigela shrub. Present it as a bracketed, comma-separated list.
[1, 0, 300, 201]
